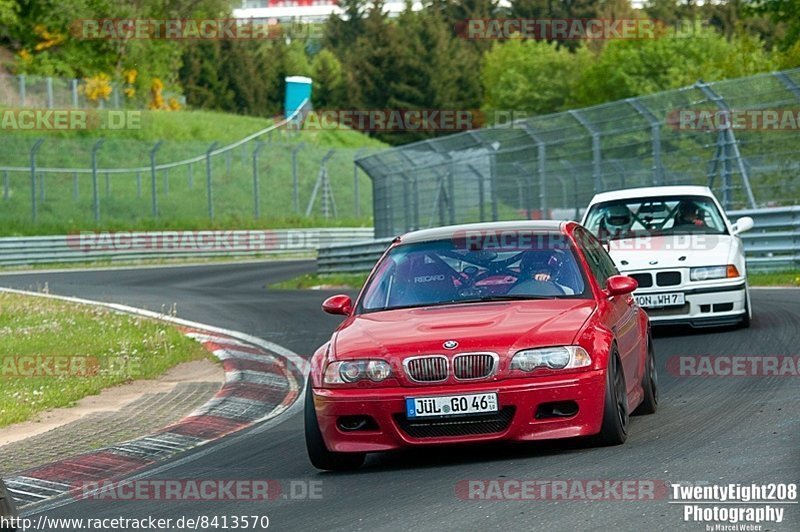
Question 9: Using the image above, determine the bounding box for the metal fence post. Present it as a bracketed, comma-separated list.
[292, 143, 304, 213]
[514, 162, 533, 219]
[353, 148, 365, 218]
[38, 172, 45, 202]
[252, 141, 265, 219]
[569, 110, 602, 193]
[206, 142, 218, 221]
[465, 164, 486, 222]
[149, 141, 163, 217]
[71, 79, 79, 108]
[91, 139, 104, 222]
[695, 81, 757, 209]
[46, 77, 54, 109]
[19, 75, 26, 106]
[29, 139, 44, 222]
[627, 98, 664, 185]
[560, 160, 580, 220]
[522, 124, 548, 216]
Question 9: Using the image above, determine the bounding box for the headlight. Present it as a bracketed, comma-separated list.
[511, 346, 592, 372]
[324, 360, 392, 384]
[690, 265, 739, 281]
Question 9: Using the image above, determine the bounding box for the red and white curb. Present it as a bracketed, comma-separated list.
[0, 288, 309, 509]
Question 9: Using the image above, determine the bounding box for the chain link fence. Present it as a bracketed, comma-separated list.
[356, 68, 800, 238]
[0, 74, 184, 109]
[0, 103, 382, 232]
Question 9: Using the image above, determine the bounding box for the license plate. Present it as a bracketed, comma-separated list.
[406, 393, 498, 419]
[635, 292, 685, 308]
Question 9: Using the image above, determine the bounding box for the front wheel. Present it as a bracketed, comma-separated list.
[738, 288, 752, 329]
[304, 380, 366, 471]
[0, 479, 18, 531]
[633, 338, 658, 416]
[595, 350, 629, 446]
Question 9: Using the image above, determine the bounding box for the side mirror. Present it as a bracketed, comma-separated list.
[605, 275, 638, 297]
[322, 294, 353, 316]
[732, 216, 754, 235]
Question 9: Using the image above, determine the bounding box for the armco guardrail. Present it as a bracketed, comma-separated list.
[318, 207, 800, 274]
[729, 206, 800, 270]
[318, 237, 394, 274]
[0, 228, 374, 267]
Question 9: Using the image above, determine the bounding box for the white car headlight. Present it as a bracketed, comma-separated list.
[690, 265, 739, 281]
[510, 346, 592, 372]
[324, 360, 392, 384]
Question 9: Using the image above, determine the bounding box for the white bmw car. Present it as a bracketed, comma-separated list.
[581, 186, 754, 328]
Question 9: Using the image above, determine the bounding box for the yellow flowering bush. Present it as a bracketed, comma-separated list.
[33, 25, 66, 52]
[149, 77, 165, 110]
[82, 73, 113, 102]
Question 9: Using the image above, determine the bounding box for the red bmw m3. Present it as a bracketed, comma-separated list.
[305, 221, 657, 470]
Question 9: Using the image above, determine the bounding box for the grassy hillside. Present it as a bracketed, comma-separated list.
[0, 109, 387, 235]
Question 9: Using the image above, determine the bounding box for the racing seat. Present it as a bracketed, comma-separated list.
[389, 256, 459, 307]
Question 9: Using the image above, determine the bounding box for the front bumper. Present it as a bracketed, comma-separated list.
[312, 370, 606, 453]
[633, 279, 747, 328]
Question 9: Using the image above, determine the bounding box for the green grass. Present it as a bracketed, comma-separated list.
[270, 272, 369, 290]
[0, 291, 211, 427]
[0, 109, 387, 236]
[748, 270, 800, 286]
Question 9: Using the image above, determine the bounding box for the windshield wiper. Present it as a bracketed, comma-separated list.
[458, 295, 558, 303]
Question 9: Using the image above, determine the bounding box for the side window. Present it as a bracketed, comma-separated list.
[575, 227, 619, 287]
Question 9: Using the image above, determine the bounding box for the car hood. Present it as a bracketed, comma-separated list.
[332, 299, 596, 361]
[608, 234, 735, 271]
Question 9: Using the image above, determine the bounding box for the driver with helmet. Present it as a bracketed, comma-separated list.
[674, 200, 707, 229]
[509, 248, 575, 296]
[598, 204, 633, 239]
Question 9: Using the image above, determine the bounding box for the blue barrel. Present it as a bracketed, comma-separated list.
[285, 76, 312, 119]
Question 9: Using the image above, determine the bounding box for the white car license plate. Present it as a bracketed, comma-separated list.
[635, 292, 685, 308]
[406, 393, 498, 419]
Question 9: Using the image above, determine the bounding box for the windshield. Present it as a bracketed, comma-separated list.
[583, 195, 729, 241]
[358, 233, 589, 313]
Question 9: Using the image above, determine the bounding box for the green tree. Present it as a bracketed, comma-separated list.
[481, 38, 590, 117]
[747, 0, 800, 49]
[573, 27, 777, 106]
[311, 49, 346, 109]
[323, 0, 368, 59]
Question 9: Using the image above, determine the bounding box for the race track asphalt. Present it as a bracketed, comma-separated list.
[1, 260, 797, 531]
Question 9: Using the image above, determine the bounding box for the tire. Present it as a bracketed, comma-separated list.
[738, 288, 752, 329]
[304, 380, 366, 471]
[633, 338, 658, 416]
[595, 350, 629, 446]
[0, 479, 18, 531]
